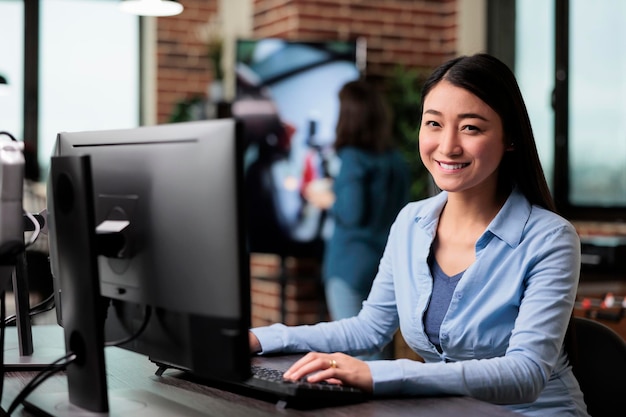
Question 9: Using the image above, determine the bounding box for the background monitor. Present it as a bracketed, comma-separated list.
[36, 119, 250, 414]
[232, 38, 365, 258]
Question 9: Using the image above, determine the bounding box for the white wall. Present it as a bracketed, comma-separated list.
[457, 0, 487, 55]
[219, 0, 253, 101]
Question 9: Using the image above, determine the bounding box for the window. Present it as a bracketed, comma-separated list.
[515, 0, 555, 191]
[567, 0, 626, 209]
[0, 0, 24, 140]
[511, 0, 626, 220]
[0, 0, 140, 180]
[40, 0, 140, 177]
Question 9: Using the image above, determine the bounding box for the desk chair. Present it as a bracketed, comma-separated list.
[567, 316, 626, 417]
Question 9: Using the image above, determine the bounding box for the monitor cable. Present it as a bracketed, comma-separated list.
[0, 290, 8, 416]
[3, 302, 151, 414]
[23, 211, 41, 249]
[105, 303, 152, 347]
[0, 132, 17, 142]
[5, 350, 77, 415]
[3, 292, 55, 327]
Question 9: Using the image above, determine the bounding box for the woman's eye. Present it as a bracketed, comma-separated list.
[462, 125, 481, 133]
[425, 120, 441, 127]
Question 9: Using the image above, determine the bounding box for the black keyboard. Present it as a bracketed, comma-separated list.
[152, 360, 368, 409]
[237, 365, 368, 408]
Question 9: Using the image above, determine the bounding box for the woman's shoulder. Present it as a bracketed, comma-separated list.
[337, 146, 395, 169]
[337, 146, 368, 163]
[528, 204, 579, 237]
[337, 145, 363, 156]
[502, 189, 580, 244]
[338, 145, 400, 158]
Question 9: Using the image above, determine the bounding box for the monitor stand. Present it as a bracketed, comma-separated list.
[4, 249, 64, 370]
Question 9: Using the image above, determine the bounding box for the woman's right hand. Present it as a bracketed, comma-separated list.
[283, 352, 374, 393]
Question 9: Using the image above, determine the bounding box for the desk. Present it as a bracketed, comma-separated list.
[2, 326, 518, 417]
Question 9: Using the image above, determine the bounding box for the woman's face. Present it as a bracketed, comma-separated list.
[419, 80, 506, 196]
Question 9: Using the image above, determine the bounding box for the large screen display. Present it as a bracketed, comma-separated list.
[233, 38, 365, 257]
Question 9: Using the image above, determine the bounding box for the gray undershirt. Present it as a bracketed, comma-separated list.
[424, 256, 464, 352]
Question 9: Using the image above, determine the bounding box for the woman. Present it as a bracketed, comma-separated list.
[250, 54, 588, 416]
[303, 80, 410, 341]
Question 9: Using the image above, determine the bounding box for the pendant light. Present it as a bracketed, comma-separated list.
[0, 75, 8, 96]
[119, 0, 183, 17]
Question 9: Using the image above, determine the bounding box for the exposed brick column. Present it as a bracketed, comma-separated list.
[156, 0, 219, 123]
[251, 254, 327, 327]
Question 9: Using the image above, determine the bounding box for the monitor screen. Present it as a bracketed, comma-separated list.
[233, 38, 365, 257]
[42, 119, 250, 413]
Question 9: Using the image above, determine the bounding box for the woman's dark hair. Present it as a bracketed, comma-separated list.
[420, 53, 556, 212]
[334, 80, 394, 153]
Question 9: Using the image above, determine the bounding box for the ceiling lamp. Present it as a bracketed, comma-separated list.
[119, 0, 183, 17]
[0, 75, 8, 96]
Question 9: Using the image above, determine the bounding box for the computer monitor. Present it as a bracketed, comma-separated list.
[27, 119, 251, 415]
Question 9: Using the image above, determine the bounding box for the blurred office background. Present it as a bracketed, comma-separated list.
[0, 0, 624, 341]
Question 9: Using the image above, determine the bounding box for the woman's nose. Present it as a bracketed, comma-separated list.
[438, 129, 462, 156]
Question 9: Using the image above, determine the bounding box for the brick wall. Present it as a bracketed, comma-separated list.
[156, 0, 219, 123]
[251, 0, 458, 78]
[250, 254, 327, 327]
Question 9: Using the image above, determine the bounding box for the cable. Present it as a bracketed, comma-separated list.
[4, 292, 55, 326]
[23, 211, 40, 248]
[0, 290, 7, 414]
[5, 351, 77, 415]
[0, 132, 17, 142]
[28, 292, 55, 316]
[105, 304, 152, 347]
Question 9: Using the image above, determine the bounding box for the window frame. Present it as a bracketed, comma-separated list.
[489, 0, 626, 222]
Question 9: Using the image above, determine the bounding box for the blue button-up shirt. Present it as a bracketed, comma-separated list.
[252, 187, 589, 416]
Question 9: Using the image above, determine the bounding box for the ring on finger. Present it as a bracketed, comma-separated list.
[329, 359, 337, 369]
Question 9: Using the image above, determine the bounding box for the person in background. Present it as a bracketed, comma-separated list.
[249, 53, 589, 416]
[302, 80, 410, 359]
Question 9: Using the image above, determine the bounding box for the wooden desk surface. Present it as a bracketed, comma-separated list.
[2, 325, 519, 417]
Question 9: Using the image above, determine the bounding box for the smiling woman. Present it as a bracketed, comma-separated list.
[249, 54, 590, 417]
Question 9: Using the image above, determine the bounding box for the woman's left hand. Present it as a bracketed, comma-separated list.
[303, 179, 335, 209]
[282, 352, 373, 393]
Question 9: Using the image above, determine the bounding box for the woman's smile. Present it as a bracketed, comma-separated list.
[436, 160, 470, 171]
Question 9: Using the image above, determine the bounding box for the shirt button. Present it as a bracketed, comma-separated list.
[455, 292, 462, 299]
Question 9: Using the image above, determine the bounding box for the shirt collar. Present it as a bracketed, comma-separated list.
[486, 186, 531, 248]
[412, 186, 532, 248]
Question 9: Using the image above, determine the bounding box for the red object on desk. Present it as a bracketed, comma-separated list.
[581, 298, 592, 310]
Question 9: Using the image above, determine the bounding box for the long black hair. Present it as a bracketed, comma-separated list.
[420, 54, 556, 212]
